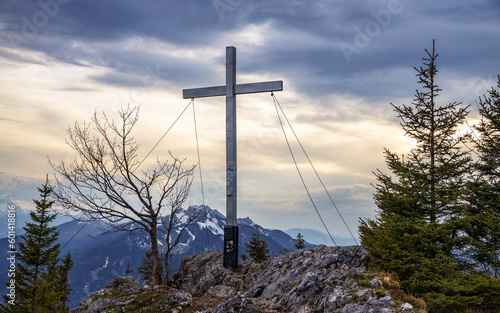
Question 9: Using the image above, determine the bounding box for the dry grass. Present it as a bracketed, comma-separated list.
[377, 273, 427, 312]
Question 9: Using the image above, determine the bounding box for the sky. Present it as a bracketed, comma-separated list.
[0, 0, 499, 244]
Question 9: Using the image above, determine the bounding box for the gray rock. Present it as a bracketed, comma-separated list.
[170, 289, 193, 306]
[341, 303, 363, 313]
[175, 250, 223, 296]
[175, 249, 263, 297]
[102, 275, 140, 293]
[208, 285, 237, 299]
[361, 295, 393, 312]
[356, 288, 373, 302]
[211, 295, 260, 313]
[370, 278, 383, 288]
[401, 302, 413, 311]
[86, 297, 113, 313]
[72, 276, 141, 313]
[71, 276, 192, 313]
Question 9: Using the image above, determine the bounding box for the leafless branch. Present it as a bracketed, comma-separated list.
[49, 105, 195, 285]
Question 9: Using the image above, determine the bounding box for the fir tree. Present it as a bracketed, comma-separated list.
[359, 41, 476, 311]
[0, 178, 72, 313]
[244, 225, 270, 263]
[125, 260, 134, 277]
[138, 250, 154, 284]
[56, 252, 73, 312]
[280, 248, 290, 255]
[466, 76, 500, 277]
[294, 233, 305, 250]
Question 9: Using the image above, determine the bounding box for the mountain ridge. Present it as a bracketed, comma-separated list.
[0, 195, 73, 237]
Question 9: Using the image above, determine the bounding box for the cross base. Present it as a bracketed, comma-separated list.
[223, 225, 239, 268]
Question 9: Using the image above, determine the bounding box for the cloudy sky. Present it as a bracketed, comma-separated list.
[1, 0, 499, 243]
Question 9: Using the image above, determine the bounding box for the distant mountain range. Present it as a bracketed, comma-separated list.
[1, 205, 324, 308]
[284, 227, 358, 247]
[0, 198, 358, 308]
[0, 197, 30, 238]
[0, 196, 73, 237]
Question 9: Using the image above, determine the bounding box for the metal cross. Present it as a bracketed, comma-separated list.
[183, 46, 283, 268]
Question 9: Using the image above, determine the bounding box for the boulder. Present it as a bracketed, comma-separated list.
[208, 285, 237, 299]
[71, 276, 192, 313]
[175, 249, 264, 297]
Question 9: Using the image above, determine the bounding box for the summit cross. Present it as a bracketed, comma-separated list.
[183, 46, 283, 268]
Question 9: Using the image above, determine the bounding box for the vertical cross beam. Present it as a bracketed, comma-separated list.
[182, 46, 283, 268]
[226, 46, 237, 228]
[224, 47, 238, 268]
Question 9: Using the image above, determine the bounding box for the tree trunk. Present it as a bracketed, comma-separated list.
[430, 88, 436, 224]
[429, 41, 437, 225]
[150, 224, 163, 285]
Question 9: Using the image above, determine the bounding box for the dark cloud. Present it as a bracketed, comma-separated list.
[1, 1, 217, 43]
[91, 71, 142, 88]
[0, 0, 498, 95]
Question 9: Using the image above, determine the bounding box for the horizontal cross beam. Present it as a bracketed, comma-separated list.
[183, 80, 283, 99]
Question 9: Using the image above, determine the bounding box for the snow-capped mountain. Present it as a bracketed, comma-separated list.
[0, 205, 315, 308]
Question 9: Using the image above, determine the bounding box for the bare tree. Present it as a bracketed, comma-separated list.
[50, 105, 197, 285]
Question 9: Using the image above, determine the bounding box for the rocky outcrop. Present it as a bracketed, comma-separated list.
[174, 249, 263, 298]
[198, 245, 412, 313]
[71, 276, 193, 313]
[71, 246, 419, 313]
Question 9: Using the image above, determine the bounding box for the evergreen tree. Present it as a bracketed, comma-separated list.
[138, 250, 154, 284]
[294, 233, 305, 250]
[244, 225, 270, 263]
[0, 179, 72, 313]
[56, 252, 73, 312]
[280, 248, 290, 255]
[125, 260, 134, 277]
[359, 41, 477, 311]
[466, 76, 500, 276]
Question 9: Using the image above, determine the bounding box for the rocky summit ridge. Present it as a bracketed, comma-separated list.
[71, 245, 421, 313]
